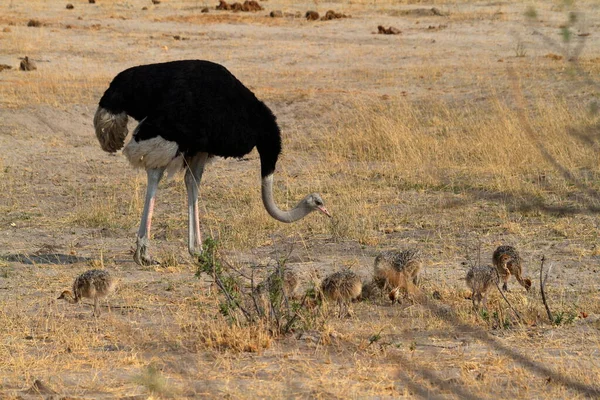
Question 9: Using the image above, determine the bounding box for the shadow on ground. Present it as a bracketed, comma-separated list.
[1, 253, 90, 265]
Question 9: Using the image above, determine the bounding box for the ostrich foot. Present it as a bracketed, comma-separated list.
[134, 237, 158, 266]
[189, 246, 203, 262]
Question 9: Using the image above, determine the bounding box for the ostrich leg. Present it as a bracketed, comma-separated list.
[134, 168, 165, 265]
[184, 152, 209, 258]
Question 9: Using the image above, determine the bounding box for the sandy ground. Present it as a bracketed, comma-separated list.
[0, 0, 600, 398]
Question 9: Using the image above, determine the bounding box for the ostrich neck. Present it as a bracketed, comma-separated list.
[261, 174, 309, 223]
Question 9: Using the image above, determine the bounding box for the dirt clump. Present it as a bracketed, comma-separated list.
[242, 1, 263, 11]
[216, 0, 231, 9]
[321, 10, 350, 20]
[377, 25, 401, 35]
[305, 10, 319, 21]
[19, 56, 37, 71]
[216, 0, 263, 11]
[400, 7, 445, 17]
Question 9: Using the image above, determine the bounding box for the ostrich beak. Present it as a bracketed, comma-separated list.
[318, 206, 331, 217]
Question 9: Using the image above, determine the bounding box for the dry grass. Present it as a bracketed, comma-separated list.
[1, 0, 600, 398]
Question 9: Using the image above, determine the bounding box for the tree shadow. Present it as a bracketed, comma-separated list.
[390, 297, 600, 398]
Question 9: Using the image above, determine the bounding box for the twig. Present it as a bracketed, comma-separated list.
[494, 269, 523, 322]
[283, 292, 309, 334]
[213, 273, 253, 322]
[539, 256, 554, 323]
[81, 303, 146, 310]
[249, 266, 264, 317]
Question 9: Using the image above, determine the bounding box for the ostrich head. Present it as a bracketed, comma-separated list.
[499, 254, 511, 266]
[302, 193, 331, 217]
[57, 290, 77, 304]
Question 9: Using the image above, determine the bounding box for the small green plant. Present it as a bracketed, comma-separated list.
[524, 6, 537, 20]
[553, 310, 577, 325]
[369, 329, 383, 345]
[479, 309, 489, 321]
[195, 238, 314, 335]
[491, 311, 512, 330]
[133, 364, 171, 396]
[196, 238, 244, 320]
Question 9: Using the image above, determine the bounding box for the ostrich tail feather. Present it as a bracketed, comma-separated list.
[94, 106, 129, 153]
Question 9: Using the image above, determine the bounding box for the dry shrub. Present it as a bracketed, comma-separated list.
[200, 319, 273, 352]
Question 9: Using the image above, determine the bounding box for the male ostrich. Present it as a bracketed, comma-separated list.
[94, 60, 330, 265]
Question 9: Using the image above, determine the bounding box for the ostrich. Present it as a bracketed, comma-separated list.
[254, 268, 299, 299]
[58, 269, 116, 316]
[373, 249, 422, 290]
[492, 245, 532, 292]
[320, 270, 362, 316]
[465, 264, 499, 310]
[94, 60, 330, 265]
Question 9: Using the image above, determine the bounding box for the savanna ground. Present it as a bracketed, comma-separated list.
[0, 0, 599, 398]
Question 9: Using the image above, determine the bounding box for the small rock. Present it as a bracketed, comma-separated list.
[305, 10, 319, 21]
[201, 6, 209, 12]
[152, 0, 161, 4]
[321, 10, 349, 20]
[216, 0, 231, 10]
[377, 25, 401, 35]
[0, 64, 12, 72]
[27, 19, 42, 27]
[66, 3, 74, 9]
[270, 10, 283, 17]
[89, 0, 96, 3]
[241, 0, 262, 11]
[142, 6, 148, 10]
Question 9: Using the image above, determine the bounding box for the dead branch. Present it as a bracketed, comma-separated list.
[494, 269, 523, 322]
[539, 256, 554, 323]
[282, 292, 309, 334]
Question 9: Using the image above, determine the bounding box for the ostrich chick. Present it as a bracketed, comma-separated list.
[374, 249, 422, 298]
[254, 268, 299, 299]
[492, 245, 532, 292]
[321, 270, 362, 317]
[465, 264, 499, 309]
[58, 270, 116, 316]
